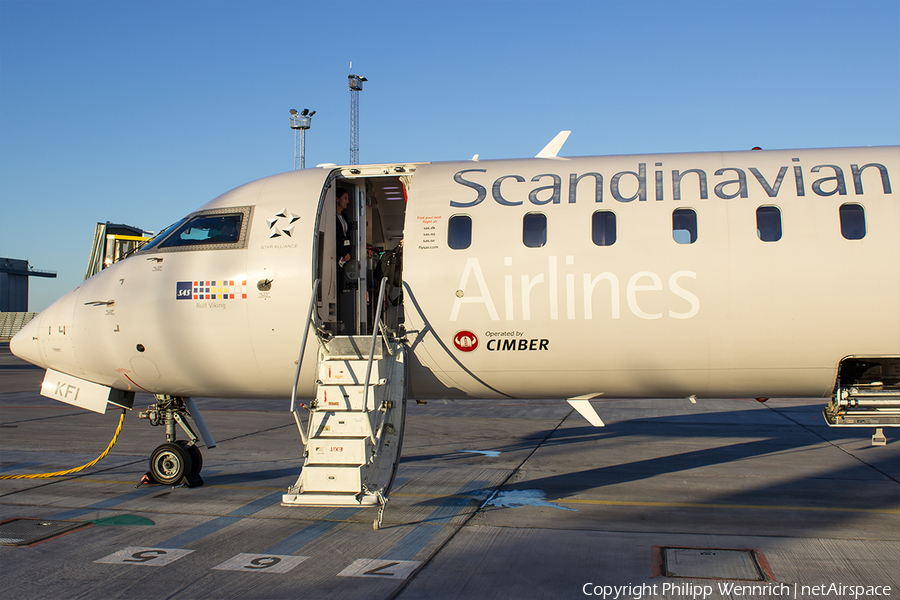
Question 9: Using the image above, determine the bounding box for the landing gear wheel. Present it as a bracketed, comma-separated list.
[174, 440, 204, 487]
[149, 442, 193, 486]
[175, 440, 203, 474]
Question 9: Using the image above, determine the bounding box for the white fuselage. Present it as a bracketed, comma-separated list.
[12, 146, 900, 402]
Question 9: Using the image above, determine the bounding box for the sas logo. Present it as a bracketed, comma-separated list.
[176, 281, 193, 300]
[176, 280, 249, 300]
[453, 331, 478, 352]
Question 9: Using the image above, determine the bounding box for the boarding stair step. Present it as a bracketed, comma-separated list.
[321, 336, 384, 360]
[315, 384, 384, 411]
[309, 411, 371, 437]
[281, 491, 381, 507]
[305, 437, 372, 466]
[318, 359, 385, 386]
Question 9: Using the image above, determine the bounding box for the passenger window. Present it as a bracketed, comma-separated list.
[672, 208, 697, 244]
[839, 203, 866, 240]
[523, 213, 547, 248]
[448, 215, 472, 250]
[756, 206, 782, 242]
[592, 211, 616, 246]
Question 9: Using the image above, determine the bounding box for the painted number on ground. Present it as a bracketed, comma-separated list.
[212, 553, 308, 574]
[337, 558, 421, 579]
[95, 547, 193, 567]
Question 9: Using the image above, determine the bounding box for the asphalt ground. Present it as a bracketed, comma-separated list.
[1, 342, 898, 600]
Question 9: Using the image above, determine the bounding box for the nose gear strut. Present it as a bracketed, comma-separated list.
[138, 395, 213, 487]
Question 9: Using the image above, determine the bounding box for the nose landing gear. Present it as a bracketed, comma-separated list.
[139, 395, 215, 488]
[149, 442, 195, 486]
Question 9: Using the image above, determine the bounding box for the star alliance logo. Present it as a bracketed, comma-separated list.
[267, 208, 300, 238]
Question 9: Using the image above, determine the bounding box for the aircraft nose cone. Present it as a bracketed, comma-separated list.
[10, 314, 45, 368]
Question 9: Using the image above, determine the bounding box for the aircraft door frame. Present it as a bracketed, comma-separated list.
[352, 183, 368, 335]
[316, 182, 337, 326]
[323, 166, 414, 336]
[316, 176, 367, 336]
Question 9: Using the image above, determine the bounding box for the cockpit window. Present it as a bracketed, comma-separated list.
[145, 206, 252, 253]
[161, 214, 242, 247]
[135, 217, 189, 254]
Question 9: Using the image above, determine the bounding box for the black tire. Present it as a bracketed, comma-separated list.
[175, 440, 203, 475]
[149, 442, 193, 485]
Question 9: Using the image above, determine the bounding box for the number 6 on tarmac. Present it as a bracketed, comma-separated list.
[212, 553, 308, 574]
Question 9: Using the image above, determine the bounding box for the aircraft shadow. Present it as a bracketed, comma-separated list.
[200, 465, 300, 486]
[501, 405, 900, 516]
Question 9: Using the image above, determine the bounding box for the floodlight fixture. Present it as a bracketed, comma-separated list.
[348, 74, 367, 91]
[290, 107, 315, 169]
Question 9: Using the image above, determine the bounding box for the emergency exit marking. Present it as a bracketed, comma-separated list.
[95, 547, 193, 567]
[337, 558, 421, 579]
[212, 553, 309, 574]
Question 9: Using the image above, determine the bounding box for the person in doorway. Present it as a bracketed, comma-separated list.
[335, 187, 354, 332]
[336, 187, 352, 269]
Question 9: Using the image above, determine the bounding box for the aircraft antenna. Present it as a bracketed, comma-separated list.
[290, 108, 315, 170]
[348, 69, 367, 165]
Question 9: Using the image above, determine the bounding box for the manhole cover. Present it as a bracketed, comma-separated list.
[663, 548, 764, 580]
[0, 519, 88, 546]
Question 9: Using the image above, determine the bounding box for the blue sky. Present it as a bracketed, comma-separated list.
[1, 0, 898, 312]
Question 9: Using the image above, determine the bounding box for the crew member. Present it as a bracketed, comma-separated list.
[335, 187, 354, 332]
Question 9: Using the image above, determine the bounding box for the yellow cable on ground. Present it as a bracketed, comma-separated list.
[0, 409, 126, 480]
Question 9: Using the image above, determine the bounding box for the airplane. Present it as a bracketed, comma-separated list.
[9, 134, 900, 517]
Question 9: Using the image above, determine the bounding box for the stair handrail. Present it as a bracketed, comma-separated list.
[362, 277, 390, 421]
[289, 278, 321, 445]
[379, 321, 395, 356]
[371, 343, 404, 456]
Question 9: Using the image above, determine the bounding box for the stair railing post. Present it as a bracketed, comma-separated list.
[290, 278, 321, 445]
[363, 277, 389, 443]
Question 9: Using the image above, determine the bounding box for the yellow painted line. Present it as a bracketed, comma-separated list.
[550, 498, 900, 515]
[378, 493, 900, 514]
[204, 485, 284, 491]
[393, 492, 466, 498]
[392, 492, 483, 501]
[60, 478, 283, 491]
[42, 483, 899, 515]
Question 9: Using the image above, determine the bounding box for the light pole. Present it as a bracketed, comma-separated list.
[348, 73, 366, 165]
[290, 108, 314, 170]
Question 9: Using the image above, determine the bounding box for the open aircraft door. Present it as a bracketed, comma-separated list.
[245, 168, 338, 397]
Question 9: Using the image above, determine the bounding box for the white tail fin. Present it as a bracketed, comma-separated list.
[536, 130, 571, 158]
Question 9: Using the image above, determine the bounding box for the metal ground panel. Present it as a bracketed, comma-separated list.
[663, 548, 763, 580]
[0, 518, 88, 546]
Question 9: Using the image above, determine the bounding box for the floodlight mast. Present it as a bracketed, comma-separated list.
[348, 72, 366, 165]
[290, 108, 314, 170]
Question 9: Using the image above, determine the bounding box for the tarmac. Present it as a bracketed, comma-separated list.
[1, 342, 898, 600]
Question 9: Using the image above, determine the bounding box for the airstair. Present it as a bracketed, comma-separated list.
[282, 279, 407, 522]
